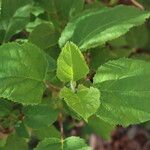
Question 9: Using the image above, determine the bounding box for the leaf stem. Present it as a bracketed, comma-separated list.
[70, 81, 76, 92]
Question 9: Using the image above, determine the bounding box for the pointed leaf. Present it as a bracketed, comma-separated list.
[57, 42, 89, 82]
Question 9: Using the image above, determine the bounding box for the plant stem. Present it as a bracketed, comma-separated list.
[70, 81, 76, 92]
[131, 0, 144, 10]
[58, 113, 64, 139]
[45, 81, 61, 93]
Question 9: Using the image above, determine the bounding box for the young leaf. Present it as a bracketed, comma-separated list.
[94, 58, 150, 126]
[57, 42, 89, 82]
[34, 136, 91, 150]
[60, 85, 100, 121]
[23, 104, 58, 128]
[0, 42, 48, 104]
[59, 5, 150, 51]
[29, 23, 59, 49]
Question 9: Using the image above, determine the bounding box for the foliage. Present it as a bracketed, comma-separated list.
[0, 0, 150, 149]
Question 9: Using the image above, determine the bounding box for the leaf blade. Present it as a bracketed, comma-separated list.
[23, 104, 58, 128]
[60, 85, 100, 121]
[59, 5, 150, 51]
[57, 42, 89, 82]
[94, 58, 150, 126]
[0, 42, 48, 104]
[34, 136, 91, 150]
[29, 23, 59, 49]
[1, 0, 32, 42]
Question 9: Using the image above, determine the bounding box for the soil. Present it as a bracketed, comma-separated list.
[90, 126, 150, 150]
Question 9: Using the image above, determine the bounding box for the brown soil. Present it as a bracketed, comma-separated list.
[90, 126, 150, 150]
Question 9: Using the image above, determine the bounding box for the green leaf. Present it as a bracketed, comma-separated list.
[59, 5, 150, 51]
[0, 30, 5, 44]
[3, 134, 28, 150]
[54, 0, 84, 19]
[37, 0, 84, 20]
[0, 99, 12, 117]
[94, 58, 150, 126]
[30, 5, 44, 17]
[63, 102, 83, 121]
[15, 122, 29, 138]
[139, 0, 150, 10]
[33, 125, 61, 140]
[1, 0, 32, 42]
[88, 116, 115, 140]
[45, 54, 57, 82]
[0, 42, 48, 104]
[108, 35, 128, 48]
[23, 104, 58, 128]
[90, 48, 111, 70]
[34, 136, 91, 150]
[1, 0, 31, 19]
[29, 23, 59, 49]
[60, 85, 100, 121]
[125, 24, 149, 48]
[131, 53, 150, 62]
[57, 42, 89, 82]
[90, 47, 132, 70]
[26, 18, 47, 33]
[84, 1, 104, 10]
[0, 137, 7, 148]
